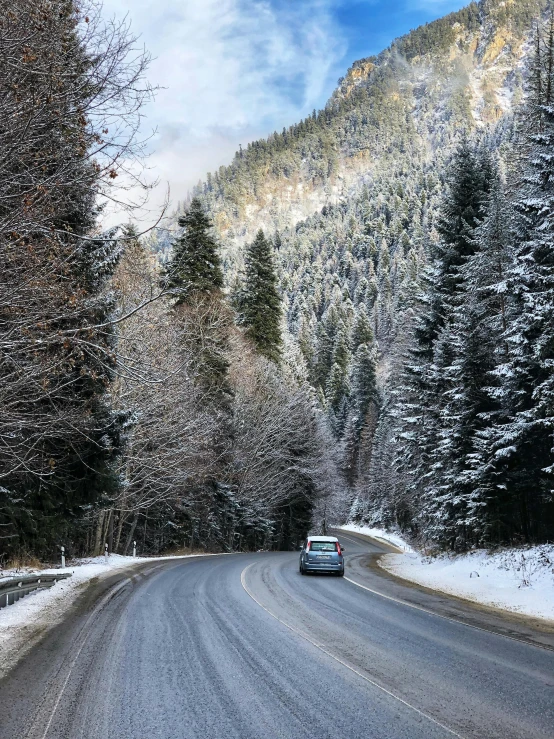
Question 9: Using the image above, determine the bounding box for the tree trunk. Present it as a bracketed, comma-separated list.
[93, 511, 106, 556]
[114, 509, 127, 553]
[123, 514, 139, 555]
[107, 510, 114, 554]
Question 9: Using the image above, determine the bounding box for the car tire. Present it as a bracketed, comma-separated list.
[337, 569, 344, 577]
[300, 564, 306, 575]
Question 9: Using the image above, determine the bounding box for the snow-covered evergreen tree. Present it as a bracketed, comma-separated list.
[165, 197, 224, 302]
[484, 29, 554, 542]
[239, 229, 282, 363]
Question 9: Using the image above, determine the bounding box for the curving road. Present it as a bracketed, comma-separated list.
[1, 532, 553, 739]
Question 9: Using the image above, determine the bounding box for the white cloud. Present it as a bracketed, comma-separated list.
[99, 0, 347, 225]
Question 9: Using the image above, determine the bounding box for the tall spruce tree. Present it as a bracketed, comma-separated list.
[240, 229, 282, 363]
[166, 198, 231, 406]
[487, 27, 554, 542]
[350, 343, 377, 430]
[420, 139, 494, 351]
[459, 175, 516, 544]
[166, 197, 223, 302]
[401, 141, 495, 548]
[421, 167, 514, 549]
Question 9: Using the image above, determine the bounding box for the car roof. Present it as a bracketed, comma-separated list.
[307, 535, 338, 542]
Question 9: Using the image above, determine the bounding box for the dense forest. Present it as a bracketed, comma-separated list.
[3, 0, 554, 565]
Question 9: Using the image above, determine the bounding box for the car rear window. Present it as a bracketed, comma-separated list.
[310, 541, 338, 551]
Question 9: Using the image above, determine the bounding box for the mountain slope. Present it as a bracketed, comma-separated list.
[190, 0, 539, 247]
[152, 0, 547, 517]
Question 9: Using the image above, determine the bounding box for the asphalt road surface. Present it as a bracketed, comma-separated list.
[1, 532, 553, 739]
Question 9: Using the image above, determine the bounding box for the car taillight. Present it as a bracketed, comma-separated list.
[306, 541, 311, 551]
[336, 543, 342, 555]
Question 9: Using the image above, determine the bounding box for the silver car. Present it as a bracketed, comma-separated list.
[299, 535, 345, 576]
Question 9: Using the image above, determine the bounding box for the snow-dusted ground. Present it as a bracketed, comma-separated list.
[0, 553, 211, 678]
[339, 523, 415, 553]
[338, 525, 554, 622]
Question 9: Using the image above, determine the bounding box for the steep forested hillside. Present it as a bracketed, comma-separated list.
[149, 0, 554, 551]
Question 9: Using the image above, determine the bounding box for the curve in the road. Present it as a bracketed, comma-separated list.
[0, 536, 552, 739]
[332, 528, 554, 651]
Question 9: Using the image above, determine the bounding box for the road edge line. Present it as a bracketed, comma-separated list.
[335, 530, 554, 647]
[343, 573, 554, 652]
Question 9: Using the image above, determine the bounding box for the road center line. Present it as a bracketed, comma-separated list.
[240, 562, 464, 739]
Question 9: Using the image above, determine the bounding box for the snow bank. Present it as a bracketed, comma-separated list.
[0, 553, 210, 678]
[338, 525, 554, 622]
[338, 524, 415, 553]
[381, 546, 554, 622]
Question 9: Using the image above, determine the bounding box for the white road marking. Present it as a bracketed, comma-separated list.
[241, 562, 464, 739]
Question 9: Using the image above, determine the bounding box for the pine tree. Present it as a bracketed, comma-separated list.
[166, 197, 223, 302]
[460, 175, 515, 543]
[487, 32, 554, 542]
[165, 198, 232, 406]
[399, 142, 495, 548]
[332, 324, 351, 373]
[350, 343, 377, 430]
[421, 168, 515, 548]
[351, 305, 374, 349]
[240, 229, 282, 363]
[422, 139, 493, 348]
[326, 362, 349, 435]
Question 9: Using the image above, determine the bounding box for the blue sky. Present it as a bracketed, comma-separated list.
[101, 0, 467, 221]
[334, 0, 467, 63]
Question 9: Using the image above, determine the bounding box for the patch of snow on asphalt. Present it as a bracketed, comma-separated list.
[0, 553, 208, 677]
[381, 546, 554, 622]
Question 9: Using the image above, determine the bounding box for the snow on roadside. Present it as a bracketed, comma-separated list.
[338, 525, 554, 622]
[381, 546, 554, 621]
[338, 523, 415, 553]
[0, 553, 211, 678]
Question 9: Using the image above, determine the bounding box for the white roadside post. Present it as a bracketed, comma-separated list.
[133, 541, 137, 558]
[61, 546, 65, 570]
[104, 543, 109, 563]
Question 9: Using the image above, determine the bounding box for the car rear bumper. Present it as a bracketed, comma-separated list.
[303, 561, 343, 572]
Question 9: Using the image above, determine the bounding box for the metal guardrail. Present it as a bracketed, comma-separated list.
[0, 572, 72, 609]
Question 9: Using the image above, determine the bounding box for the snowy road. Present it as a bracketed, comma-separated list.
[0, 533, 553, 739]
